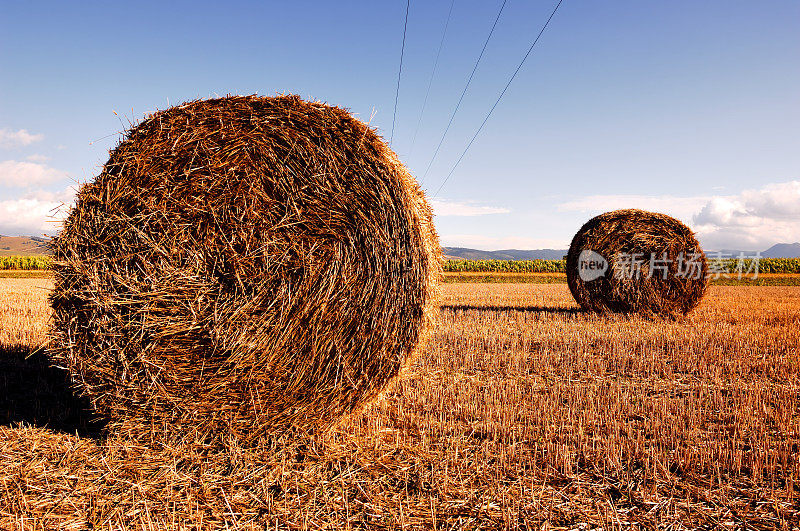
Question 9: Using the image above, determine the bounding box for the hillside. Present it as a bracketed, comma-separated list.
[762, 242, 800, 258]
[5, 238, 800, 259]
[0, 236, 50, 257]
[445, 244, 800, 260]
[442, 247, 567, 260]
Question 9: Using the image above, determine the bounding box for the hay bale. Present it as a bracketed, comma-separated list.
[566, 209, 708, 318]
[49, 95, 440, 442]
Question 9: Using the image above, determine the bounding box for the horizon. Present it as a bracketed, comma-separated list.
[2, 234, 799, 257]
[1, 1, 798, 250]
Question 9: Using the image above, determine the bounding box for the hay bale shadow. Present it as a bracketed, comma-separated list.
[441, 304, 582, 315]
[0, 345, 105, 437]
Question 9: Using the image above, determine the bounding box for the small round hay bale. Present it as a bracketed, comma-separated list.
[566, 209, 708, 318]
[50, 95, 440, 442]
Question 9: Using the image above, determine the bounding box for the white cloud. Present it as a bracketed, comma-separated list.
[693, 180, 800, 250]
[0, 128, 44, 148]
[558, 180, 800, 251]
[557, 194, 711, 225]
[441, 234, 567, 250]
[23, 187, 76, 204]
[431, 199, 510, 217]
[25, 154, 50, 163]
[0, 194, 73, 236]
[738, 181, 800, 220]
[693, 197, 747, 226]
[0, 160, 68, 187]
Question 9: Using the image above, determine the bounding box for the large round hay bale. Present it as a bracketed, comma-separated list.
[50, 95, 440, 442]
[566, 209, 708, 318]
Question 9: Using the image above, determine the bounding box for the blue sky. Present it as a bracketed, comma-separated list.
[1, 1, 798, 250]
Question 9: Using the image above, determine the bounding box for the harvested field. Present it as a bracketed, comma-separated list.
[0, 279, 799, 529]
[441, 271, 800, 286]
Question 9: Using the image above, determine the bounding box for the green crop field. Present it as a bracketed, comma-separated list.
[4, 255, 800, 275]
[0, 256, 52, 271]
[444, 257, 800, 274]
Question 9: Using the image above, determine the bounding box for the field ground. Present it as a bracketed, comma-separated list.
[0, 271, 52, 279]
[5, 270, 800, 286]
[442, 272, 800, 286]
[0, 278, 798, 529]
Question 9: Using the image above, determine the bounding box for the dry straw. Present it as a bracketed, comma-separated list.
[566, 209, 708, 318]
[49, 95, 440, 443]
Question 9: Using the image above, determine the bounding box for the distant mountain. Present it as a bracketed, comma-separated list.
[762, 243, 800, 258]
[443, 243, 800, 261]
[710, 249, 758, 258]
[4, 236, 799, 260]
[708, 245, 800, 258]
[0, 235, 51, 256]
[442, 247, 567, 260]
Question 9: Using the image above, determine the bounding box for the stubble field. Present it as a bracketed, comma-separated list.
[0, 278, 798, 529]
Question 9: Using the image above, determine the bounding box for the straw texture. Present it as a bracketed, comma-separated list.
[566, 209, 708, 318]
[49, 95, 440, 443]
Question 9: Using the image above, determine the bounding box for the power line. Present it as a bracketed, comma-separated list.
[390, 0, 411, 147]
[421, 0, 508, 182]
[433, 0, 564, 196]
[408, 0, 456, 156]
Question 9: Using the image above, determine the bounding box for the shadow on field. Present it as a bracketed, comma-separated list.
[0, 344, 105, 437]
[441, 304, 583, 315]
